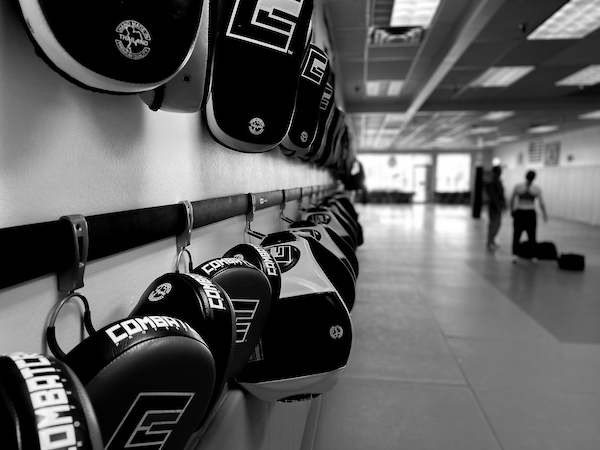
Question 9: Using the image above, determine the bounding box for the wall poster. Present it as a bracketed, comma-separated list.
[544, 141, 560, 166]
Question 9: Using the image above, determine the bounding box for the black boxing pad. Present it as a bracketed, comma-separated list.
[131, 272, 235, 426]
[262, 231, 355, 311]
[205, 0, 314, 152]
[300, 81, 334, 161]
[323, 120, 348, 169]
[289, 220, 358, 279]
[322, 197, 360, 234]
[193, 257, 272, 379]
[138, 0, 211, 112]
[323, 196, 364, 246]
[17, 0, 204, 93]
[329, 194, 359, 221]
[311, 106, 343, 166]
[222, 243, 282, 304]
[302, 207, 358, 250]
[57, 315, 215, 449]
[0, 352, 103, 450]
[235, 232, 352, 402]
[280, 44, 330, 157]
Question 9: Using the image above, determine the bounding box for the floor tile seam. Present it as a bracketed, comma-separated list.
[445, 333, 559, 346]
[467, 384, 600, 399]
[416, 288, 507, 450]
[343, 374, 468, 388]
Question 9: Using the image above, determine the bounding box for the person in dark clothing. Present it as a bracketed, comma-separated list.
[485, 165, 506, 250]
[510, 170, 548, 261]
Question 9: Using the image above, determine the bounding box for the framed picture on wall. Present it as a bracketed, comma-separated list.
[545, 141, 560, 166]
[528, 140, 543, 163]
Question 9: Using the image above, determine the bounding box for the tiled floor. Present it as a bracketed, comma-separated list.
[312, 204, 600, 450]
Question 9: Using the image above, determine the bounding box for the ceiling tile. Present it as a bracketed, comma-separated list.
[367, 60, 412, 80]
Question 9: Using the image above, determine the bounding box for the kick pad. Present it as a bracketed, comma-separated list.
[205, 0, 314, 152]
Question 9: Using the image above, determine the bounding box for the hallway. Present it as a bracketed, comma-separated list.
[313, 204, 600, 450]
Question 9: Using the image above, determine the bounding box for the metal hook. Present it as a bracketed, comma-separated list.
[245, 193, 266, 242]
[298, 187, 306, 212]
[174, 201, 194, 273]
[280, 190, 293, 226]
[174, 247, 193, 273]
[47, 292, 95, 359]
[176, 200, 194, 250]
[58, 215, 89, 293]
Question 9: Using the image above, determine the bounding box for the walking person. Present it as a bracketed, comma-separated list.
[485, 165, 506, 250]
[510, 170, 548, 262]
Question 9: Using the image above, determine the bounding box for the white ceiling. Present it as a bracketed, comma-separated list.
[322, 0, 600, 153]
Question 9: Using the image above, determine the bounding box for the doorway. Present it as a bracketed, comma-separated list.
[413, 164, 432, 203]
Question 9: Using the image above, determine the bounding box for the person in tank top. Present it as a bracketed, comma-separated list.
[510, 170, 548, 260]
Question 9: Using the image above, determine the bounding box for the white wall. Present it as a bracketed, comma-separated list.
[492, 125, 600, 226]
[0, 1, 333, 354]
[0, 3, 336, 448]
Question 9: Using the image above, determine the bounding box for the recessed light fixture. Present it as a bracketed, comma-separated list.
[527, 0, 600, 40]
[528, 125, 559, 134]
[498, 135, 518, 142]
[390, 0, 442, 28]
[366, 80, 405, 96]
[481, 111, 515, 121]
[578, 110, 600, 119]
[470, 66, 535, 87]
[471, 126, 499, 134]
[556, 65, 600, 86]
[366, 81, 380, 96]
[387, 80, 404, 96]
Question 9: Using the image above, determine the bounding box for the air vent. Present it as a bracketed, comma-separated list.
[368, 26, 424, 45]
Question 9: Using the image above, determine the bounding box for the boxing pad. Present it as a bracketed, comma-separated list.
[138, 0, 211, 112]
[0, 352, 103, 450]
[323, 120, 348, 169]
[222, 243, 282, 304]
[323, 196, 364, 247]
[329, 194, 360, 222]
[235, 231, 352, 402]
[311, 106, 344, 166]
[46, 314, 215, 449]
[264, 232, 355, 311]
[302, 207, 358, 250]
[299, 81, 334, 161]
[192, 257, 273, 379]
[205, 0, 314, 152]
[322, 197, 360, 234]
[17, 0, 204, 93]
[131, 272, 235, 427]
[280, 44, 330, 157]
[289, 220, 358, 279]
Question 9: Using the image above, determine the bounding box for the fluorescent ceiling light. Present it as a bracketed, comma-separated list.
[366, 81, 379, 96]
[470, 126, 499, 134]
[556, 65, 600, 86]
[390, 0, 442, 28]
[385, 113, 407, 123]
[527, 0, 600, 40]
[578, 110, 600, 119]
[387, 80, 404, 96]
[366, 80, 405, 96]
[470, 66, 535, 87]
[498, 135, 518, 142]
[528, 125, 559, 134]
[481, 111, 515, 121]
